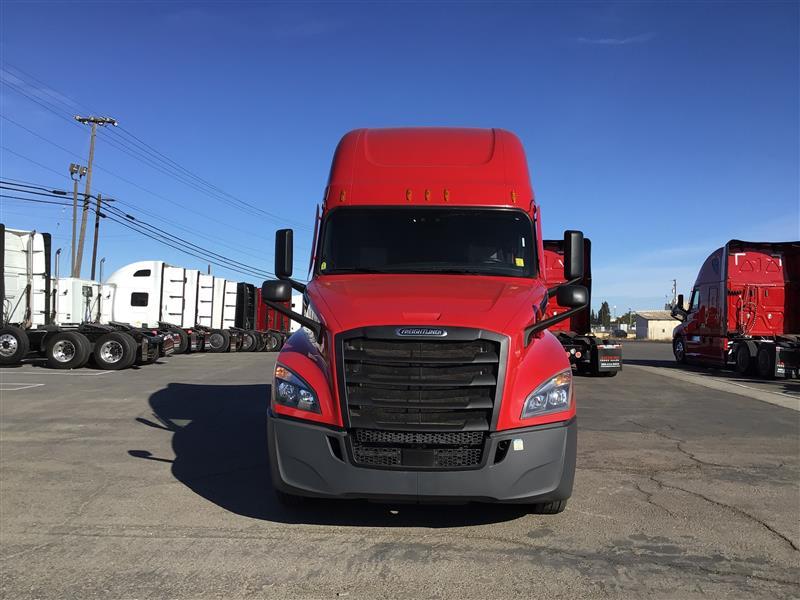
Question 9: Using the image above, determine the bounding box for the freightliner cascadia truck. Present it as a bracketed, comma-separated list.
[543, 238, 622, 376]
[260, 128, 589, 513]
[671, 240, 799, 378]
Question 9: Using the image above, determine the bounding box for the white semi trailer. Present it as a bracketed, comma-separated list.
[105, 260, 275, 353]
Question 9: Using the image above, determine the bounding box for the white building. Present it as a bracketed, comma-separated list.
[634, 311, 676, 340]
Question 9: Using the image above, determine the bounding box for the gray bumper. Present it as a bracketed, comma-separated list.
[268, 415, 576, 504]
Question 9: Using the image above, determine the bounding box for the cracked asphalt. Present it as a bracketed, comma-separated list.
[1, 343, 798, 599]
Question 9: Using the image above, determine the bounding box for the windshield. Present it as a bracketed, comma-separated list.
[317, 207, 535, 277]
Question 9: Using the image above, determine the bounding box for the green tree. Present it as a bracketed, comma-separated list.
[598, 302, 611, 328]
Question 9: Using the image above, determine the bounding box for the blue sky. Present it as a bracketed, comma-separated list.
[1, 1, 797, 312]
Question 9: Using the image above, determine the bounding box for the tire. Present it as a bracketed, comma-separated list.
[72, 333, 92, 369]
[529, 499, 568, 515]
[241, 331, 258, 352]
[756, 346, 775, 379]
[207, 329, 230, 353]
[265, 331, 282, 352]
[92, 332, 136, 370]
[601, 370, 618, 377]
[735, 343, 755, 375]
[45, 331, 90, 369]
[255, 334, 267, 352]
[173, 329, 189, 354]
[0, 325, 30, 365]
[275, 489, 306, 508]
[673, 338, 687, 364]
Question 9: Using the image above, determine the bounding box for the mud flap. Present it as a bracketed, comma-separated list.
[592, 343, 622, 373]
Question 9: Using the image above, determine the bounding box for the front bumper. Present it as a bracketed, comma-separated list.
[268, 414, 576, 504]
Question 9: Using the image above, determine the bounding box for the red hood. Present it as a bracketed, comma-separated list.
[307, 274, 545, 334]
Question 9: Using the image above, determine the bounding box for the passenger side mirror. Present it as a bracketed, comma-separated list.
[261, 280, 292, 302]
[563, 230, 584, 281]
[557, 284, 588, 308]
[275, 229, 294, 279]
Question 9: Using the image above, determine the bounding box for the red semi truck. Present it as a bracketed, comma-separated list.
[260, 128, 588, 513]
[543, 238, 622, 376]
[671, 240, 800, 378]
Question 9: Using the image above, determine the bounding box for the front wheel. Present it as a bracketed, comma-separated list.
[274, 489, 307, 508]
[756, 346, 775, 379]
[529, 499, 568, 515]
[673, 338, 687, 364]
[735, 343, 755, 375]
[0, 325, 30, 365]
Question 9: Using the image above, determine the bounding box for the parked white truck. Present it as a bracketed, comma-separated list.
[1, 226, 169, 369]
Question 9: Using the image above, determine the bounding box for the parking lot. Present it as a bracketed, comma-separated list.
[1, 343, 798, 599]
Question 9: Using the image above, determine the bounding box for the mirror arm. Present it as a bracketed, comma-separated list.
[262, 299, 322, 342]
[546, 277, 581, 299]
[277, 274, 306, 293]
[524, 304, 586, 347]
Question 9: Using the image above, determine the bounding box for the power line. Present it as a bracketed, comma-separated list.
[1, 64, 311, 230]
[1, 184, 276, 280]
[0, 122, 293, 244]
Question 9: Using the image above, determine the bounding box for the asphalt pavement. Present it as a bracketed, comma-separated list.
[1, 343, 798, 599]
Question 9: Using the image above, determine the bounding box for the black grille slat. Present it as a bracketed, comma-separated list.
[340, 332, 502, 470]
[343, 349, 499, 365]
[347, 386, 493, 410]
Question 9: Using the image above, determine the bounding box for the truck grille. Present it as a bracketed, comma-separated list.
[338, 331, 503, 470]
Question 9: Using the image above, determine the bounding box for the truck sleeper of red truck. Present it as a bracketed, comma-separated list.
[672, 240, 800, 378]
[261, 128, 589, 513]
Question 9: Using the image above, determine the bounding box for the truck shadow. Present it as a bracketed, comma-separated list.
[129, 382, 529, 527]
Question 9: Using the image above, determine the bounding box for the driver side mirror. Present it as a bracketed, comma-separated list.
[671, 293, 687, 321]
[557, 284, 588, 308]
[275, 229, 293, 279]
[563, 230, 584, 281]
[261, 280, 292, 302]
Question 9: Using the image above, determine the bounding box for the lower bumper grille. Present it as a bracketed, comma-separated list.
[350, 428, 486, 469]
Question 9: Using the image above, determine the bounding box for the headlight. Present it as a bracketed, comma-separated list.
[521, 369, 572, 419]
[274, 365, 320, 413]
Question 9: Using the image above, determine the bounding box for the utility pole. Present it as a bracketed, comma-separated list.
[69, 163, 87, 275]
[90, 194, 114, 280]
[74, 115, 117, 278]
[671, 279, 678, 308]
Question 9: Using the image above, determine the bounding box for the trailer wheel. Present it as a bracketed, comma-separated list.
[0, 326, 30, 365]
[45, 332, 90, 369]
[673, 338, 687, 364]
[207, 329, 230, 353]
[241, 330, 258, 352]
[756, 346, 775, 379]
[173, 329, 190, 354]
[265, 331, 282, 352]
[93, 332, 137, 370]
[735, 343, 755, 375]
[529, 499, 568, 515]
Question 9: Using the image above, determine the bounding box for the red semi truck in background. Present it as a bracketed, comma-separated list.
[671, 240, 800, 379]
[543, 238, 622, 377]
[260, 128, 590, 513]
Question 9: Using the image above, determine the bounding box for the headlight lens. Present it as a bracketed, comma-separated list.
[521, 369, 572, 419]
[274, 365, 320, 413]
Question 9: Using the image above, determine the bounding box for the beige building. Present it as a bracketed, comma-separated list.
[634, 311, 676, 341]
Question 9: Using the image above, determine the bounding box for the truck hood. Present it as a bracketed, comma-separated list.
[307, 274, 545, 334]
